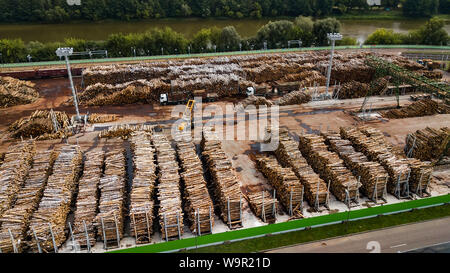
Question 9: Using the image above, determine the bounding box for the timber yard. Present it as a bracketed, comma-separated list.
[0, 46, 449, 254]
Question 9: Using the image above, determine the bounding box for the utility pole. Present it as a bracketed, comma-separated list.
[56, 47, 81, 120]
[325, 33, 342, 98]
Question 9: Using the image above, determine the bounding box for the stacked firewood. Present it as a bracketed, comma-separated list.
[405, 158, 433, 194]
[298, 133, 361, 202]
[405, 127, 449, 161]
[27, 145, 82, 252]
[336, 81, 370, 99]
[0, 141, 36, 218]
[255, 155, 303, 217]
[382, 99, 448, 119]
[95, 150, 126, 246]
[322, 132, 388, 199]
[72, 150, 105, 248]
[176, 139, 214, 234]
[129, 132, 156, 244]
[88, 113, 118, 124]
[245, 189, 278, 223]
[8, 110, 72, 139]
[201, 132, 242, 228]
[98, 124, 155, 139]
[359, 126, 393, 152]
[275, 90, 312, 106]
[152, 134, 184, 240]
[0, 150, 57, 253]
[0, 76, 39, 108]
[267, 128, 328, 209]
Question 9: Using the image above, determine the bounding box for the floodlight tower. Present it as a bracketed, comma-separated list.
[56, 47, 81, 120]
[325, 33, 342, 97]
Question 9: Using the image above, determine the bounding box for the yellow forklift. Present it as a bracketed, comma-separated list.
[177, 99, 195, 132]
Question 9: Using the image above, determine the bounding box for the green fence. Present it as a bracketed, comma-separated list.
[110, 194, 450, 253]
[2, 45, 450, 69]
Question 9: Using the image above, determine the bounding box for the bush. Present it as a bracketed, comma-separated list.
[336, 37, 358, 46]
[313, 18, 341, 46]
[365, 28, 405, 45]
[0, 39, 27, 63]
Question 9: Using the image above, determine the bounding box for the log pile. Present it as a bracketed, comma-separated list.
[98, 124, 155, 139]
[255, 155, 303, 217]
[0, 152, 4, 166]
[298, 133, 361, 202]
[382, 99, 448, 119]
[129, 132, 156, 244]
[405, 158, 433, 194]
[236, 95, 273, 111]
[176, 139, 214, 234]
[0, 141, 36, 218]
[322, 132, 388, 199]
[275, 90, 312, 106]
[0, 76, 38, 108]
[72, 150, 105, 248]
[8, 110, 72, 139]
[267, 128, 328, 209]
[359, 126, 393, 152]
[88, 114, 118, 124]
[421, 70, 443, 80]
[95, 150, 126, 246]
[152, 134, 184, 240]
[201, 132, 242, 227]
[405, 127, 450, 161]
[337, 81, 370, 99]
[245, 189, 277, 223]
[0, 150, 57, 253]
[27, 145, 82, 252]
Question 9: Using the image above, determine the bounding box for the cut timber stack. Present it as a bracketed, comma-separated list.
[0, 76, 38, 108]
[201, 131, 242, 228]
[88, 114, 118, 124]
[152, 134, 184, 240]
[267, 128, 328, 209]
[405, 158, 433, 195]
[255, 155, 303, 217]
[98, 124, 155, 139]
[28, 145, 82, 252]
[359, 126, 393, 152]
[245, 189, 277, 223]
[382, 99, 448, 119]
[72, 150, 105, 248]
[298, 133, 361, 203]
[405, 127, 450, 161]
[129, 132, 156, 244]
[0, 141, 36, 218]
[0, 152, 5, 166]
[95, 150, 126, 247]
[0, 150, 57, 253]
[322, 132, 388, 200]
[275, 90, 311, 106]
[176, 139, 214, 235]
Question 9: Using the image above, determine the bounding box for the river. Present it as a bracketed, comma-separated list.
[0, 18, 449, 44]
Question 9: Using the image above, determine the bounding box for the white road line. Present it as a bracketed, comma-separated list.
[390, 243, 407, 248]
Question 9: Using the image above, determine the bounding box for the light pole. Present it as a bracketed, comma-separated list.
[56, 47, 81, 120]
[325, 33, 342, 98]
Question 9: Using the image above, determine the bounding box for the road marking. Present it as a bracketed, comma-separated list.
[390, 243, 407, 248]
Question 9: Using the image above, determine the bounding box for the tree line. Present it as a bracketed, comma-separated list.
[0, 0, 448, 22]
[0, 17, 448, 63]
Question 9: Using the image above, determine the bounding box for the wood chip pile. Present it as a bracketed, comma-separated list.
[382, 99, 449, 119]
[0, 76, 38, 108]
[152, 134, 184, 240]
[201, 132, 242, 227]
[245, 189, 277, 223]
[255, 155, 303, 217]
[268, 128, 328, 208]
[0, 150, 56, 253]
[298, 133, 361, 202]
[0, 141, 36, 218]
[88, 114, 118, 123]
[98, 124, 155, 139]
[405, 127, 450, 161]
[72, 150, 105, 248]
[95, 150, 126, 245]
[129, 132, 156, 244]
[275, 90, 312, 106]
[176, 139, 214, 234]
[28, 145, 82, 252]
[322, 132, 388, 199]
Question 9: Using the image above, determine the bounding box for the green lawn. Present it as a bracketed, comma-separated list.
[181, 204, 450, 253]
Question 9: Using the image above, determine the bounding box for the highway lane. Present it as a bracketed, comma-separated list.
[267, 217, 450, 253]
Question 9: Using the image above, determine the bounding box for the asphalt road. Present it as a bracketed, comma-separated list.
[267, 217, 450, 253]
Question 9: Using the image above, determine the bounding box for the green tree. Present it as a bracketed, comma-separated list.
[313, 17, 341, 46]
[219, 26, 242, 51]
[411, 17, 449, 45]
[256, 20, 297, 49]
[403, 0, 439, 17]
[0, 39, 27, 63]
[364, 28, 405, 44]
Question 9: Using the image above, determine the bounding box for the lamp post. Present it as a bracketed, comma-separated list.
[325, 33, 342, 98]
[56, 47, 81, 120]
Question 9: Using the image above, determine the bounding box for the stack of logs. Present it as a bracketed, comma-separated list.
[0, 76, 39, 108]
[98, 124, 155, 139]
[129, 132, 156, 244]
[201, 131, 242, 228]
[0, 150, 57, 253]
[322, 132, 389, 200]
[27, 145, 82, 252]
[255, 155, 303, 218]
[405, 127, 450, 161]
[88, 113, 118, 124]
[176, 139, 214, 234]
[405, 158, 433, 195]
[245, 189, 278, 223]
[275, 90, 312, 106]
[298, 133, 361, 203]
[268, 128, 328, 210]
[95, 150, 126, 247]
[382, 99, 448, 119]
[72, 150, 105, 248]
[152, 134, 184, 240]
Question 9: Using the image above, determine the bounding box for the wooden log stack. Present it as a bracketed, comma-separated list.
[0, 140, 36, 218]
[405, 158, 433, 195]
[27, 145, 82, 252]
[8, 110, 72, 139]
[152, 133, 184, 240]
[129, 132, 157, 244]
[88, 113, 118, 124]
[0, 150, 57, 253]
[176, 139, 214, 235]
[381, 99, 447, 119]
[95, 150, 126, 247]
[245, 189, 278, 224]
[0, 152, 5, 166]
[298, 133, 361, 203]
[98, 124, 155, 139]
[72, 150, 105, 248]
[405, 127, 450, 161]
[201, 133, 242, 228]
[0, 76, 39, 108]
[275, 90, 312, 106]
